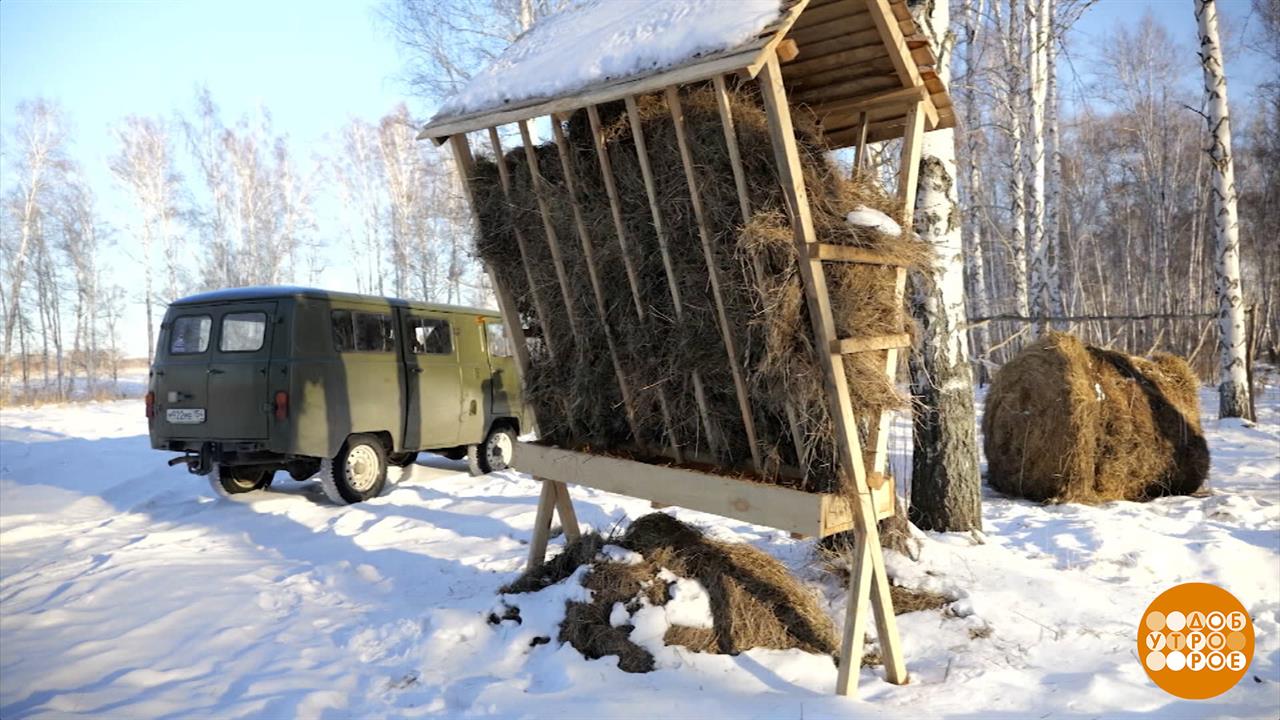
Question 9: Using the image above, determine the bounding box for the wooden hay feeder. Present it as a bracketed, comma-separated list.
[419, 0, 954, 696]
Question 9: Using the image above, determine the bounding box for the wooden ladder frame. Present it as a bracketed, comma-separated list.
[443, 47, 926, 698]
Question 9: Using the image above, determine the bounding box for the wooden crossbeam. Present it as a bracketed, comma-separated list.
[831, 332, 911, 354]
[624, 95, 719, 453]
[666, 85, 764, 472]
[757, 52, 906, 696]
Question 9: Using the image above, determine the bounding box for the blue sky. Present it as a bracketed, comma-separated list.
[0, 0, 1271, 357]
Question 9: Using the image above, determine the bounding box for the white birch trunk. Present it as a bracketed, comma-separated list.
[1046, 7, 1064, 318]
[1195, 0, 1253, 419]
[909, 0, 983, 532]
[961, 0, 990, 380]
[1026, 0, 1051, 334]
[1000, 0, 1029, 317]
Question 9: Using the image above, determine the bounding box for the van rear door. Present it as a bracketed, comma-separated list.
[204, 303, 276, 440]
[156, 310, 215, 437]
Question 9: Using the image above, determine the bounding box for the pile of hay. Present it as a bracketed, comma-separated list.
[983, 332, 1209, 503]
[502, 513, 838, 673]
[471, 82, 927, 493]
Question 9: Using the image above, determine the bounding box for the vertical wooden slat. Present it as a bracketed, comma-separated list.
[624, 95, 719, 454]
[854, 111, 870, 173]
[586, 104, 684, 462]
[897, 100, 925, 211]
[585, 106, 646, 321]
[517, 119, 581, 342]
[756, 53, 906, 694]
[547, 117, 643, 443]
[666, 85, 764, 472]
[713, 75, 808, 469]
[486, 126, 558, 360]
[447, 134, 532, 382]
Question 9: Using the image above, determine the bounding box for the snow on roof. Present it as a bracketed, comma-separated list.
[431, 0, 784, 124]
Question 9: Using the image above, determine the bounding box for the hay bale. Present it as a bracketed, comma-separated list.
[471, 82, 927, 493]
[503, 513, 837, 672]
[983, 332, 1209, 503]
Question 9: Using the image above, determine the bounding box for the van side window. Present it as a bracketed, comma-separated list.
[331, 310, 355, 351]
[355, 312, 395, 352]
[408, 317, 452, 355]
[219, 312, 266, 352]
[332, 311, 393, 352]
[485, 320, 512, 358]
[170, 315, 211, 354]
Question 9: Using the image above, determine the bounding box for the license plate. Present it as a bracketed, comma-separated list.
[166, 408, 206, 424]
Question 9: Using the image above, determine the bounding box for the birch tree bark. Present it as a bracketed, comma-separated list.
[960, 0, 990, 382]
[1195, 0, 1253, 419]
[1026, 0, 1052, 334]
[909, 0, 983, 532]
[997, 0, 1029, 318]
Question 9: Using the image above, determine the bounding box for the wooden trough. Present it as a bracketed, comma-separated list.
[418, 0, 953, 697]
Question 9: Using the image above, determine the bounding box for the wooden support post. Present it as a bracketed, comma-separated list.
[586, 104, 683, 461]
[757, 53, 906, 695]
[625, 95, 719, 453]
[666, 85, 764, 472]
[517, 119, 581, 342]
[897, 100, 925, 213]
[713, 74, 808, 469]
[447, 134, 533, 384]
[871, 267, 908, 477]
[485, 126, 557, 360]
[527, 479, 557, 569]
[853, 111, 870, 174]
[552, 481, 581, 542]
[547, 117, 644, 443]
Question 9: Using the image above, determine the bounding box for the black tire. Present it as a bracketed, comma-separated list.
[388, 451, 419, 468]
[319, 434, 388, 505]
[209, 465, 272, 498]
[476, 423, 517, 474]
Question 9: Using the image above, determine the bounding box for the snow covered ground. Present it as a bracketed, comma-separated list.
[1, 383, 1277, 719]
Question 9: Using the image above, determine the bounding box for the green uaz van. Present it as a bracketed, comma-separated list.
[147, 286, 529, 504]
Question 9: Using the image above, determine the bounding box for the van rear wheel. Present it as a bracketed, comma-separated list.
[319, 434, 388, 505]
[209, 465, 272, 498]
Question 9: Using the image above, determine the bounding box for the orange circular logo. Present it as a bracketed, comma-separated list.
[1138, 583, 1254, 699]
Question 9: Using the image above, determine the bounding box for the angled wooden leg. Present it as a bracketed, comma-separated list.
[526, 479, 557, 570]
[837, 528, 873, 696]
[552, 481, 580, 542]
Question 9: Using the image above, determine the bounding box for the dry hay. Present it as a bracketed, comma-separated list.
[471, 82, 928, 494]
[502, 513, 838, 673]
[983, 332, 1209, 503]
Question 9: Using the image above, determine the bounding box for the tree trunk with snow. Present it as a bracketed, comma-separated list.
[1195, 0, 1253, 419]
[909, 0, 983, 533]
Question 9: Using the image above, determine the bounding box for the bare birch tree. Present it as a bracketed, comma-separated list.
[2, 99, 70, 394]
[1194, 0, 1252, 419]
[110, 114, 183, 363]
[909, 0, 983, 532]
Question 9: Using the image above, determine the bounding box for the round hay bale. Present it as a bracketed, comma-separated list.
[983, 332, 1209, 503]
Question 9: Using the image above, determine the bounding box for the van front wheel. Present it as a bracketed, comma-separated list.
[320, 434, 388, 505]
[475, 424, 517, 474]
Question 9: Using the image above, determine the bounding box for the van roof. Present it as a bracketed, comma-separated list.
[170, 285, 501, 317]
